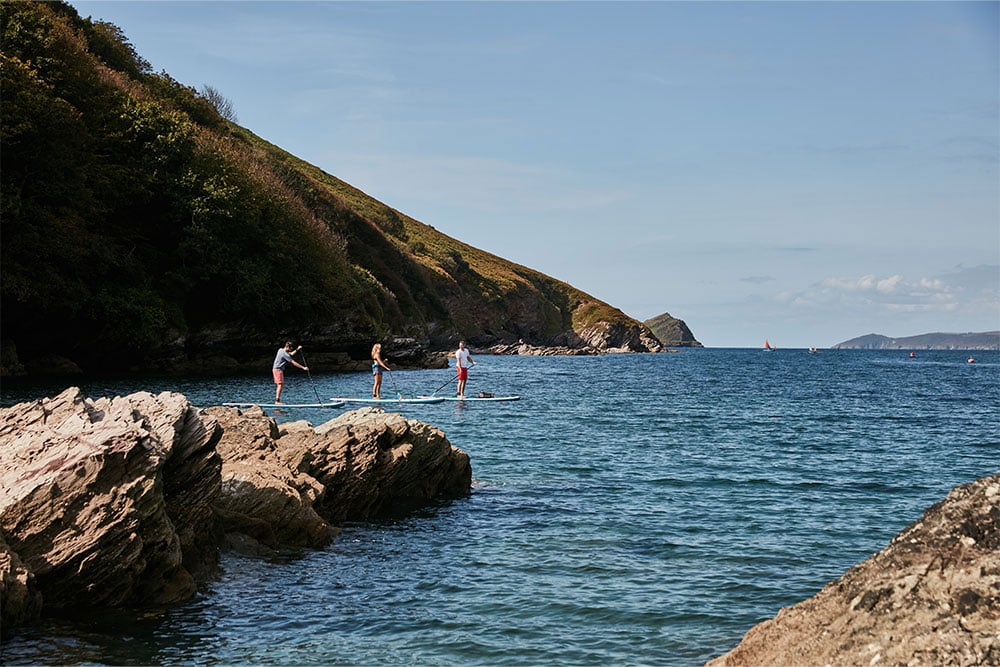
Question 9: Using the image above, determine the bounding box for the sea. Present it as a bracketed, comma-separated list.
[1, 348, 997, 666]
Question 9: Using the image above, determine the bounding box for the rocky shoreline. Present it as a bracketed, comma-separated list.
[707, 473, 1000, 666]
[0, 388, 471, 638]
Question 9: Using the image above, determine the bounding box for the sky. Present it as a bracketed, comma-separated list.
[70, 0, 999, 348]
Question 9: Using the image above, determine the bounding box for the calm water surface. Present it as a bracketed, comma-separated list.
[1, 349, 998, 665]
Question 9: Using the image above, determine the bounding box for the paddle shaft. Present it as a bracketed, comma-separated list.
[387, 369, 401, 399]
[430, 361, 476, 396]
[298, 348, 322, 403]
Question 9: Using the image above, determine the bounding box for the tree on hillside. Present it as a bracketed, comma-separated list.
[200, 85, 237, 123]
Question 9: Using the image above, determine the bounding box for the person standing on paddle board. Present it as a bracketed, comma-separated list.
[273, 341, 308, 403]
[455, 340, 475, 398]
[371, 343, 392, 398]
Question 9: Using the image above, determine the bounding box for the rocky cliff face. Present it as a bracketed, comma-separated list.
[0, 389, 471, 638]
[643, 312, 703, 348]
[707, 474, 1000, 666]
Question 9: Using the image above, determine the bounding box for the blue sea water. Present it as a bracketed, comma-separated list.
[1, 349, 998, 666]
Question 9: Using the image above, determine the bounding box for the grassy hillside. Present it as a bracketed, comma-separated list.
[0, 0, 661, 376]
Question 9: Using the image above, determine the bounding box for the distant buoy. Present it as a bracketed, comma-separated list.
[968, 357, 975, 364]
[909, 352, 915, 358]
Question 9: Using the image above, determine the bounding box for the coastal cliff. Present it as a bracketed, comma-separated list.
[1, 1, 664, 379]
[0, 388, 470, 638]
[707, 473, 1000, 666]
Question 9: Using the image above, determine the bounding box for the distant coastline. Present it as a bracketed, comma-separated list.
[832, 331, 1000, 350]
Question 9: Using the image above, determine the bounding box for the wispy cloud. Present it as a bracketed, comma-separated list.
[783, 266, 1000, 316]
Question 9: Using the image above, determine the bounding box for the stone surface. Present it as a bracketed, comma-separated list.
[0, 387, 222, 614]
[707, 473, 1000, 667]
[278, 407, 472, 522]
[0, 535, 42, 639]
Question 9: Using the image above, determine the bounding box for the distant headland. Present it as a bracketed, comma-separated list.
[832, 332, 999, 350]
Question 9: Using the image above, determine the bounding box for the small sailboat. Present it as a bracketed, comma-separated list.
[763, 339, 774, 352]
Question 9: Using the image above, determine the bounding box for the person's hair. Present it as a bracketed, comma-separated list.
[285, 340, 295, 348]
[371, 343, 381, 358]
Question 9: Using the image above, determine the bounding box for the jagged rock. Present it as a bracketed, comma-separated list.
[0, 388, 222, 615]
[203, 406, 337, 553]
[278, 407, 472, 522]
[707, 473, 1000, 667]
[0, 535, 43, 638]
[574, 320, 664, 353]
[203, 405, 471, 552]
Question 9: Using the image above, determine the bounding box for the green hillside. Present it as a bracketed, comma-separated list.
[0, 0, 663, 377]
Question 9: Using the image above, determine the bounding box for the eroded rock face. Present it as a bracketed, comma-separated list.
[301, 408, 472, 521]
[707, 473, 1000, 667]
[203, 406, 471, 552]
[0, 388, 223, 613]
[204, 406, 336, 552]
[1, 535, 42, 639]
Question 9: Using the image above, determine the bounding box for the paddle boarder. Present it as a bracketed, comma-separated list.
[371, 343, 392, 398]
[455, 340, 475, 398]
[273, 341, 308, 403]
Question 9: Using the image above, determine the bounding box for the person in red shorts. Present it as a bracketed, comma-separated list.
[272, 341, 308, 403]
[455, 340, 475, 398]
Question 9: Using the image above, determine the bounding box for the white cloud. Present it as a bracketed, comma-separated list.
[802, 269, 999, 313]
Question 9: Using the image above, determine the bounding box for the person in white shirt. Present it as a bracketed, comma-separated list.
[455, 340, 474, 398]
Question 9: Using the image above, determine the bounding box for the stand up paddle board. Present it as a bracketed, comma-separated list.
[419, 395, 520, 402]
[334, 396, 446, 405]
[223, 400, 346, 409]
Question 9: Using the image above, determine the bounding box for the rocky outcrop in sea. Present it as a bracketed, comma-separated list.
[643, 311, 703, 348]
[0, 388, 471, 638]
[707, 473, 1000, 666]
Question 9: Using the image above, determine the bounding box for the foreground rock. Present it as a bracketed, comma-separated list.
[0, 389, 472, 637]
[0, 387, 222, 621]
[708, 473, 1000, 666]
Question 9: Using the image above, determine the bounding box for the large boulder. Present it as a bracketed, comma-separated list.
[0, 388, 222, 615]
[203, 406, 471, 551]
[203, 406, 337, 554]
[707, 473, 1000, 666]
[276, 407, 471, 522]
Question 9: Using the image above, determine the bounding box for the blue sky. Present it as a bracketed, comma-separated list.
[71, 1, 999, 348]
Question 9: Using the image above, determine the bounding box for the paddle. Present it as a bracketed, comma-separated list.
[428, 373, 459, 396]
[428, 360, 476, 396]
[387, 369, 402, 400]
[297, 347, 322, 403]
